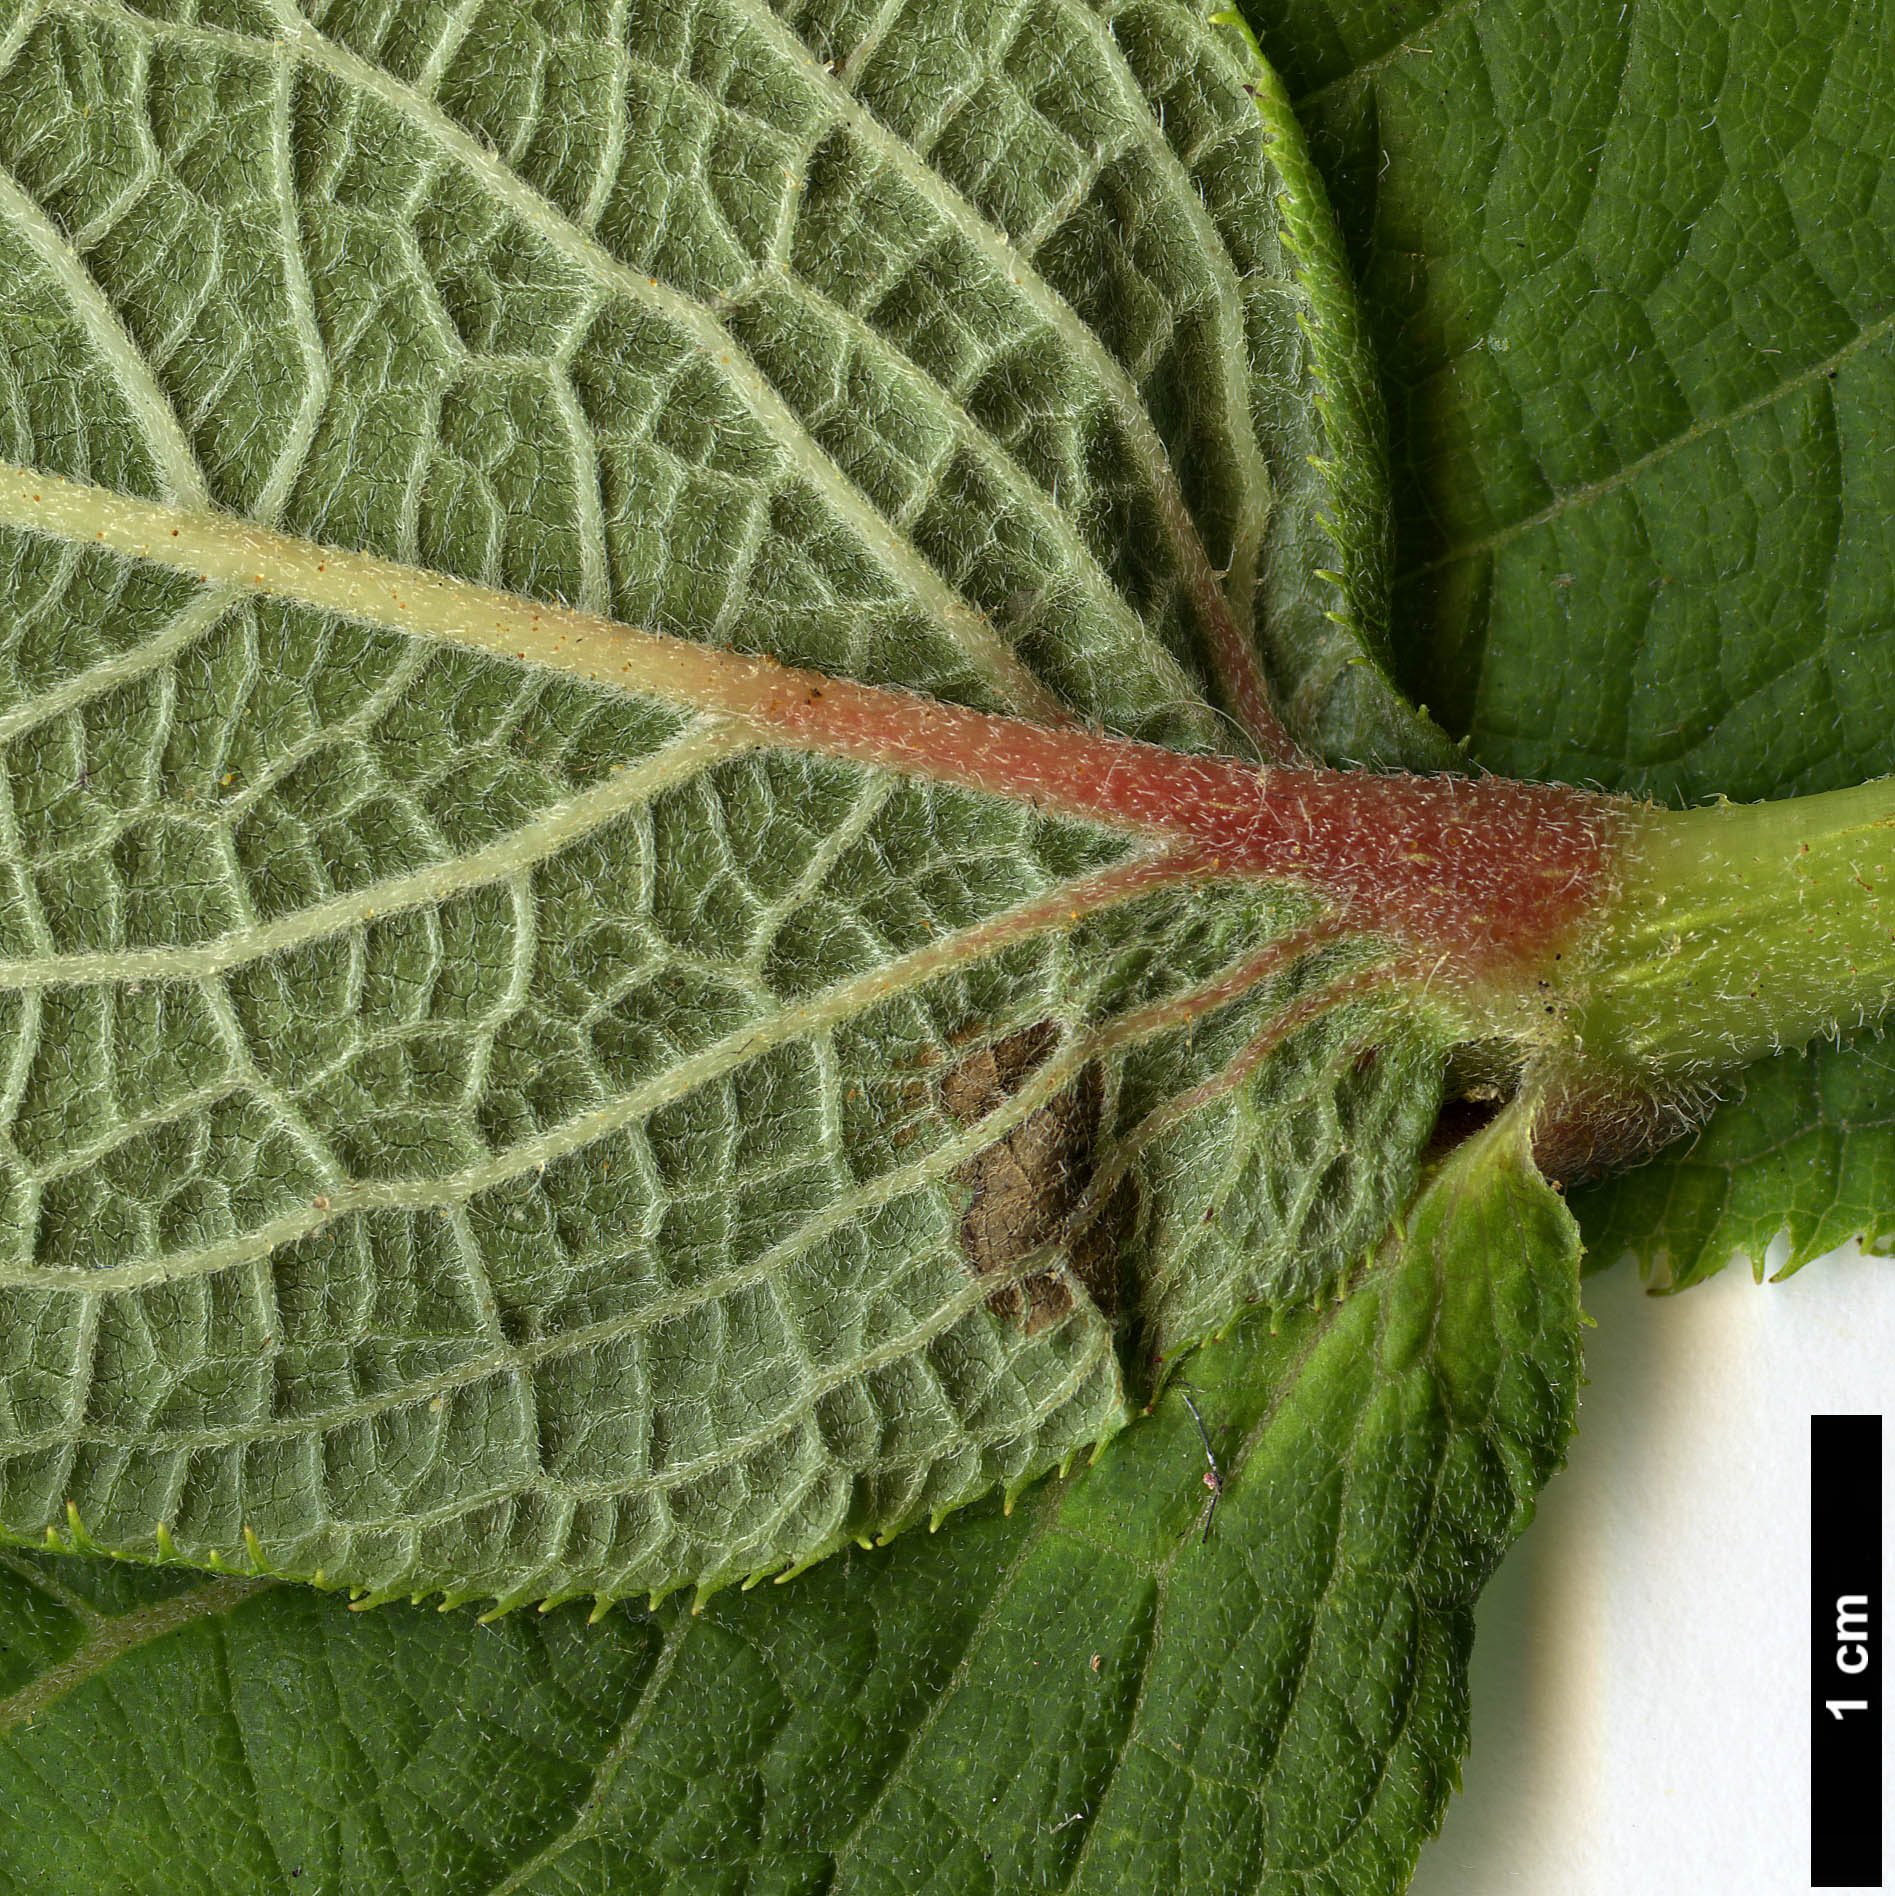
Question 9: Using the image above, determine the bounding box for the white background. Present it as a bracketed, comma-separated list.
[1408, 1238, 1893, 1895]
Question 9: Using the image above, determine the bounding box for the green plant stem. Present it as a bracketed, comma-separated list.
[1572, 779, 1895, 1077]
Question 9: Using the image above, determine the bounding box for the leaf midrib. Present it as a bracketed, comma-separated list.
[0, 461, 1262, 858]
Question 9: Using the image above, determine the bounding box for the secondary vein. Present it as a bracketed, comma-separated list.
[0, 1574, 274, 1738]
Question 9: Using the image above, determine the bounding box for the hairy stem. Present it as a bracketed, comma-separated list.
[0, 463, 1628, 993]
[14, 463, 1895, 1178]
[1575, 781, 1895, 1075]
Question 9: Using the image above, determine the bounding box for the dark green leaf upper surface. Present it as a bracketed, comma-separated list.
[1576, 1032, 1895, 1287]
[1252, 0, 1895, 1276]
[0, 1109, 1581, 1896]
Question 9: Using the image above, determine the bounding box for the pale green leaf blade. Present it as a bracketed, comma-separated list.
[1222, 21, 1453, 771]
[0, 0, 1428, 761]
[1257, 0, 1895, 1279]
[0, 1106, 1581, 1896]
[0, 0, 1458, 1608]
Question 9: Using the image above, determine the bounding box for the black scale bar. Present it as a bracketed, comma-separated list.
[1813, 1414, 1882, 1889]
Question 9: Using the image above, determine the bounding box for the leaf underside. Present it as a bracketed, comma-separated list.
[0, 1110, 1581, 1896]
[0, 0, 1467, 1609]
[0, 0, 1608, 1887]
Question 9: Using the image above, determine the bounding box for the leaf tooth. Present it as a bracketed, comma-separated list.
[241, 1525, 273, 1575]
[771, 1547, 831, 1586]
[476, 1590, 538, 1624]
[435, 1585, 484, 1613]
[154, 1522, 182, 1563]
[587, 1596, 616, 1625]
[63, 1502, 103, 1556]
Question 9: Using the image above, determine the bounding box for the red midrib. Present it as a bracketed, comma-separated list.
[732, 654, 1629, 979]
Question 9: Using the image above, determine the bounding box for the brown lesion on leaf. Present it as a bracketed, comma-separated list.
[940, 1023, 1132, 1331]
